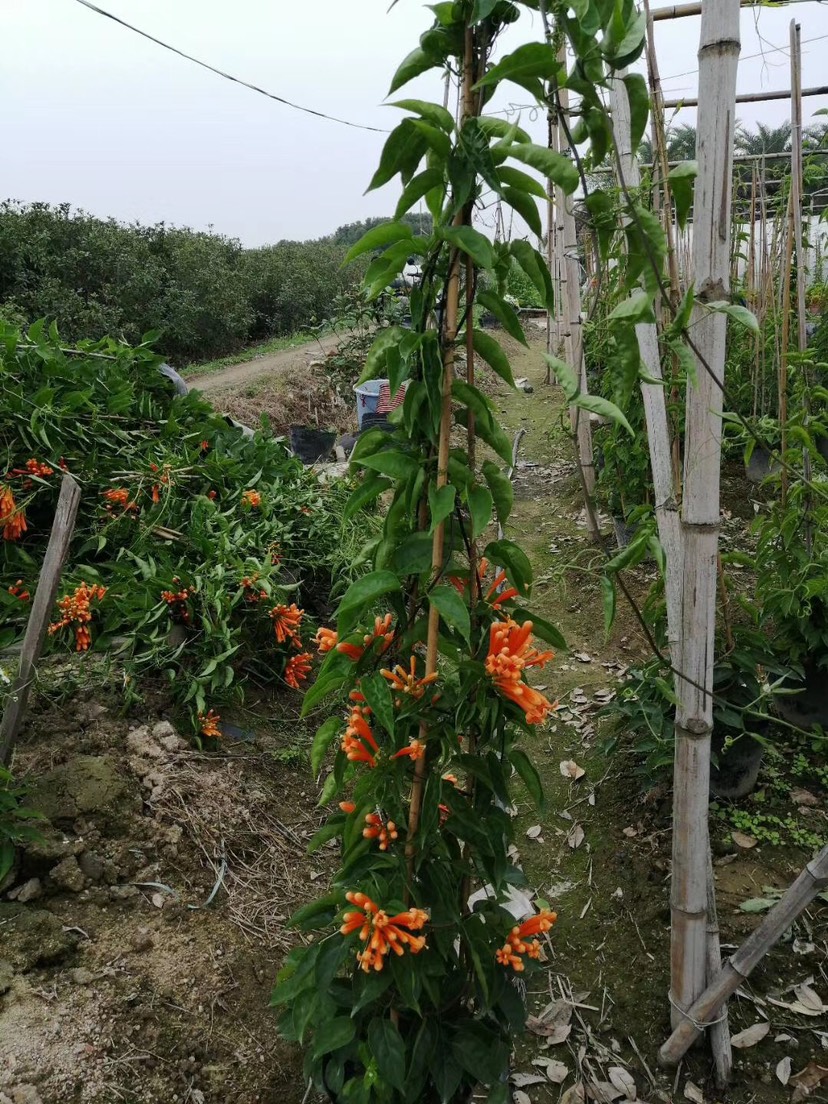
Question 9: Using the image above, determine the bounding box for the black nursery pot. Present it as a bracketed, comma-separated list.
[775, 660, 828, 730]
[709, 725, 768, 800]
[289, 426, 336, 463]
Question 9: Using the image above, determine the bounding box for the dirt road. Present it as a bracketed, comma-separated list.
[185, 333, 340, 392]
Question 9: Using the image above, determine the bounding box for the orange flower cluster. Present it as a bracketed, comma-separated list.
[199, 709, 222, 739]
[240, 575, 268, 604]
[242, 489, 261, 508]
[161, 582, 195, 624]
[313, 626, 338, 654]
[337, 614, 394, 662]
[495, 908, 557, 972]
[8, 580, 30, 602]
[102, 487, 138, 514]
[285, 652, 312, 689]
[341, 705, 379, 767]
[363, 813, 399, 851]
[10, 458, 54, 479]
[48, 582, 107, 651]
[485, 619, 555, 724]
[1, 485, 27, 541]
[340, 891, 428, 973]
[381, 656, 438, 701]
[270, 603, 304, 644]
[391, 740, 426, 762]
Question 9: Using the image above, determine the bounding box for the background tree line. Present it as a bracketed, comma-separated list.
[0, 203, 427, 365]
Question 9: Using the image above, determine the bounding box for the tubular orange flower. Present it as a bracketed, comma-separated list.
[485, 618, 555, 724]
[48, 582, 107, 651]
[336, 614, 395, 662]
[494, 679, 556, 725]
[151, 484, 161, 504]
[314, 626, 338, 654]
[339, 801, 357, 814]
[486, 570, 519, 609]
[8, 580, 30, 602]
[199, 709, 222, 739]
[341, 706, 379, 767]
[285, 652, 312, 689]
[242, 489, 261, 508]
[207, 489, 217, 500]
[270, 603, 304, 644]
[380, 656, 438, 701]
[362, 813, 399, 851]
[0, 484, 27, 541]
[161, 585, 195, 625]
[495, 908, 557, 972]
[391, 740, 426, 762]
[341, 892, 428, 972]
[24, 459, 54, 478]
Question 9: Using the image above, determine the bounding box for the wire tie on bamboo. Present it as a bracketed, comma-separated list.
[667, 992, 728, 1030]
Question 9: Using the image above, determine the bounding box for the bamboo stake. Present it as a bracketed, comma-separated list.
[609, 73, 682, 661]
[670, 0, 740, 1028]
[706, 855, 732, 1088]
[662, 84, 828, 109]
[660, 843, 828, 1066]
[779, 189, 793, 506]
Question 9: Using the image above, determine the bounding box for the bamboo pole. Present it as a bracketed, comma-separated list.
[660, 843, 828, 1066]
[609, 73, 682, 660]
[706, 854, 733, 1087]
[780, 188, 793, 506]
[670, 0, 741, 1028]
[662, 83, 828, 109]
[650, 0, 810, 20]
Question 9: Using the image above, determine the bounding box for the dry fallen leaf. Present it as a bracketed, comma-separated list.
[542, 1023, 573, 1046]
[574, 652, 593, 663]
[731, 1021, 770, 1048]
[790, 788, 819, 807]
[512, 1072, 548, 1088]
[608, 1066, 636, 1100]
[794, 982, 825, 1013]
[683, 1080, 705, 1104]
[768, 997, 825, 1018]
[790, 1062, 828, 1103]
[525, 824, 543, 839]
[732, 830, 758, 850]
[623, 826, 638, 838]
[560, 1083, 586, 1104]
[567, 824, 585, 849]
[513, 1092, 532, 1104]
[587, 1082, 625, 1103]
[151, 892, 165, 909]
[533, 1057, 569, 1084]
[777, 1057, 793, 1085]
[560, 759, 586, 781]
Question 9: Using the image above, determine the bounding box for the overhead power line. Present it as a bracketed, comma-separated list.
[71, 0, 388, 134]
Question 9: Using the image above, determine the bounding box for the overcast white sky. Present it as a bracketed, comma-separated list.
[2, 0, 827, 246]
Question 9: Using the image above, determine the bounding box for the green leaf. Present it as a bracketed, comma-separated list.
[608, 290, 655, 323]
[394, 168, 446, 221]
[622, 73, 650, 152]
[510, 239, 554, 313]
[368, 1018, 406, 1092]
[739, 897, 775, 913]
[288, 892, 342, 931]
[544, 354, 579, 401]
[368, 120, 427, 191]
[429, 483, 457, 532]
[429, 585, 471, 642]
[410, 119, 452, 161]
[391, 98, 454, 132]
[474, 43, 562, 90]
[359, 326, 408, 384]
[359, 450, 421, 480]
[478, 289, 528, 346]
[440, 225, 494, 270]
[476, 116, 532, 145]
[481, 459, 513, 525]
[504, 143, 579, 195]
[312, 1017, 356, 1060]
[451, 1023, 509, 1086]
[509, 747, 545, 809]
[337, 571, 401, 622]
[344, 221, 413, 265]
[485, 539, 532, 595]
[468, 484, 493, 538]
[388, 47, 434, 95]
[498, 165, 547, 199]
[360, 672, 396, 736]
[668, 160, 698, 231]
[501, 185, 543, 239]
[510, 608, 566, 649]
[470, 0, 500, 21]
[705, 300, 760, 334]
[601, 575, 617, 637]
[311, 717, 341, 777]
[472, 329, 515, 387]
[572, 393, 634, 436]
[301, 673, 348, 716]
[344, 475, 392, 520]
[316, 771, 340, 808]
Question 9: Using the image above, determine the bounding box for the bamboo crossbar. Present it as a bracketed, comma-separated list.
[651, 0, 807, 19]
[663, 84, 828, 109]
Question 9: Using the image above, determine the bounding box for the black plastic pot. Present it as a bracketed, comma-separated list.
[745, 445, 781, 484]
[774, 660, 828, 730]
[289, 426, 336, 463]
[709, 726, 767, 800]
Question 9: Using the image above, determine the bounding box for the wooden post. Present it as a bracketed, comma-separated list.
[0, 474, 81, 765]
[670, 0, 740, 1028]
[660, 843, 828, 1066]
[706, 854, 733, 1086]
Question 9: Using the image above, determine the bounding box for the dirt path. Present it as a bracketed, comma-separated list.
[186, 333, 340, 392]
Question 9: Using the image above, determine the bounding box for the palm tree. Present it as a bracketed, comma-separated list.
[637, 124, 697, 165]
[733, 122, 792, 214]
[734, 121, 792, 157]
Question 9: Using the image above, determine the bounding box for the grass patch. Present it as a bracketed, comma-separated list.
[183, 330, 320, 378]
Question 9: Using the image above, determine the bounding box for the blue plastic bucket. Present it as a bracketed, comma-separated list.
[354, 379, 385, 429]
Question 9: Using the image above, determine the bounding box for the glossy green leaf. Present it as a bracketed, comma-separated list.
[360, 672, 396, 736]
[337, 570, 401, 621]
[311, 716, 341, 777]
[510, 239, 554, 313]
[482, 459, 513, 525]
[429, 482, 456, 532]
[368, 120, 427, 191]
[622, 72, 650, 153]
[668, 160, 698, 231]
[485, 539, 532, 595]
[497, 165, 547, 199]
[343, 221, 413, 265]
[368, 1018, 406, 1092]
[608, 289, 655, 323]
[504, 143, 579, 195]
[468, 484, 493, 538]
[344, 475, 392, 520]
[601, 574, 617, 637]
[359, 325, 408, 384]
[388, 47, 434, 95]
[429, 585, 471, 642]
[478, 289, 528, 346]
[440, 225, 495, 270]
[312, 1017, 356, 1060]
[705, 300, 760, 334]
[472, 329, 516, 387]
[359, 449, 420, 479]
[501, 185, 543, 239]
[390, 98, 454, 132]
[301, 673, 349, 716]
[510, 607, 566, 649]
[509, 747, 545, 809]
[394, 168, 446, 220]
[475, 43, 562, 89]
[573, 392, 634, 435]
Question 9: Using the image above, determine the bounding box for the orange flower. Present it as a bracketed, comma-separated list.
[362, 813, 399, 851]
[48, 582, 107, 651]
[242, 489, 261, 508]
[285, 652, 312, 689]
[486, 570, 519, 609]
[0, 484, 27, 541]
[161, 586, 195, 625]
[102, 487, 138, 514]
[485, 619, 555, 724]
[339, 801, 357, 814]
[313, 626, 338, 654]
[341, 706, 379, 768]
[391, 740, 426, 762]
[24, 458, 54, 478]
[340, 891, 428, 973]
[496, 908, 557, 972]
[207, 489, 217, 500]
[380, 656, 438, 701]
[199, 709, 222, 739]
[337, 613, 395, 662]
[200, 440, 210, 451]
[151, 484, 161, 503]
[270, 603, 304, 644]
[8, 580, 30, 602]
